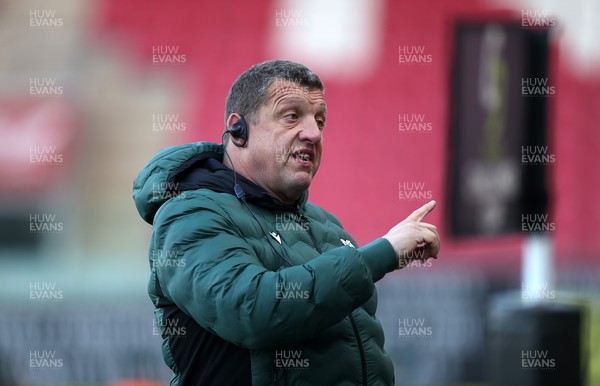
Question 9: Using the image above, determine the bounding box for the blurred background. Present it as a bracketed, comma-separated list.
[0, 0, 599, 385]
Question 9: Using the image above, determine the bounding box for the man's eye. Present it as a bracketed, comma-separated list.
[316, 119, 325, 130]
[284, 113, 298, 120]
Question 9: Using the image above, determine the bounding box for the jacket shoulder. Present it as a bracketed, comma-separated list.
[154, 188, 239, 225]
[133, 142, 223, 224]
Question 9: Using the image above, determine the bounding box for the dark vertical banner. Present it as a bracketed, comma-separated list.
[448, 23, 550, 237]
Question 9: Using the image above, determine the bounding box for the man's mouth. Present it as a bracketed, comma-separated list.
[290, 149, 314, 166]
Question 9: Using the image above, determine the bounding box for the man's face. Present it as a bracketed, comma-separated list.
[242, 80, 326, 205]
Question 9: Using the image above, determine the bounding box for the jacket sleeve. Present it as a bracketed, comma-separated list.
[151, 194, 398, 350]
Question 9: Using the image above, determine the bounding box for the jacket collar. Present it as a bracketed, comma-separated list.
[168, 145, 308, 213]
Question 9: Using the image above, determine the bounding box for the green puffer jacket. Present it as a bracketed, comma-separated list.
[133, 142, 398, 385]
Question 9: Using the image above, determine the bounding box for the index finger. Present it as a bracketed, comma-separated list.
[407, 200, 436, 222]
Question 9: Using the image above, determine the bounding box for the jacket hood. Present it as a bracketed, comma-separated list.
[133, 141, 308, 224]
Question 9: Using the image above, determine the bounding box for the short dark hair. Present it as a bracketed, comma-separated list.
[224, 60, 324, 128]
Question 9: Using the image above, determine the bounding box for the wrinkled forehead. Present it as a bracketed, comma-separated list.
[265, 79, 326, 109]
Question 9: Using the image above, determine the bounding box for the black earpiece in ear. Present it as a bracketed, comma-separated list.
[228, 115, 248, 147]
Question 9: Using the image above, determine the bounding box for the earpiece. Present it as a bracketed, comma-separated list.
[227, 114, 248, 147]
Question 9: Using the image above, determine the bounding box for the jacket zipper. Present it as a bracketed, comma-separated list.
[296, 207, 367, 385]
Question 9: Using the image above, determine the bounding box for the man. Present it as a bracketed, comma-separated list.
[133, 60, 440, 385]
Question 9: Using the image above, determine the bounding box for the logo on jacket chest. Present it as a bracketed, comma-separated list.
[268, 223, 356, 250]
[269, 231, 282, 244]
[275, 213, 309, 233]
[340, 239, 355, 248]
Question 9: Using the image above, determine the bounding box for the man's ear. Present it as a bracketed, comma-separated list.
[226, 113, 240, 128]
[226, 113, 248, 147]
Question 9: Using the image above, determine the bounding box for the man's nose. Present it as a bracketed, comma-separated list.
[299, 118, 322, 143]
